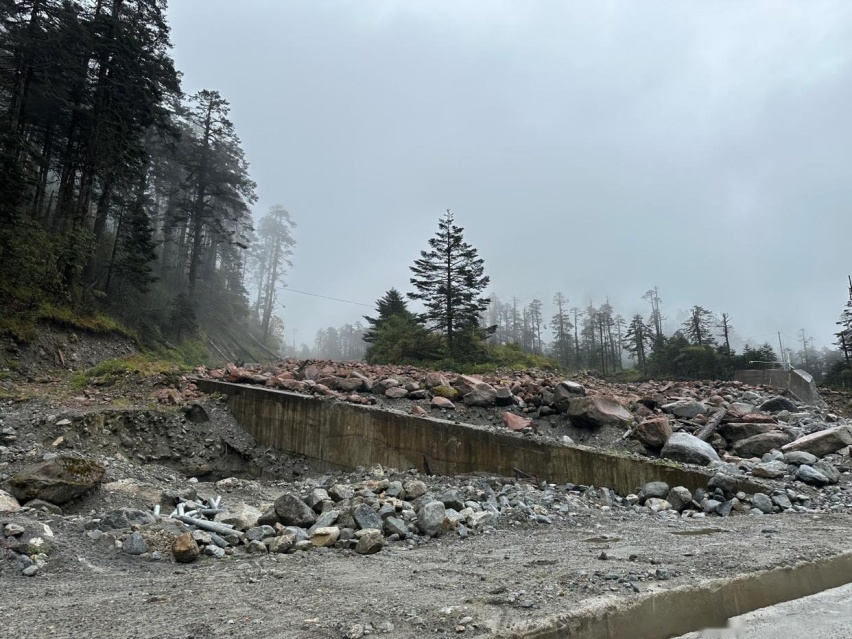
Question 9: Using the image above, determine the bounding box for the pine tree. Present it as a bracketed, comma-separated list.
[624, 314, 652, 374]
[363, 288, 412, 343]
[682, 305, 716, 346]
[408, 209, 491, 359]
[550, 292, 573, 368]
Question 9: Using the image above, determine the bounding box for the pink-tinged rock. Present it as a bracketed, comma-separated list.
[502, 412, 533, 431]
[385, 387, 409, 399]
[424, 372, 448, 388]
[634, 416, 672, 449]
[565, 396, 633, 429]
[209, 369, 224, 379]
[411, 405, 428, 416]
[277, 379, 306, 392]
[781, 425, 852, 458]
[317, 376, 339, 390]
[452, 375, 483, 396]
[338, 377, 365, 392]
[372, 379, 400, 395]
[300, 364, 321, 381]
[463, 383, 498, 407]
[431, 396, 455, 410]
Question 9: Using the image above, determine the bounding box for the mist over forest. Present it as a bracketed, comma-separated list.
[1, 1, 850, 386]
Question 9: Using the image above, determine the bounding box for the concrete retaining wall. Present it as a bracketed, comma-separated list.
[734, 368, 826, 407]
[195, 379, 766, 496]
[510, 551, 852, 639]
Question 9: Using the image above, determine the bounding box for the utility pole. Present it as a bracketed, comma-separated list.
[777, 332, 787, 370]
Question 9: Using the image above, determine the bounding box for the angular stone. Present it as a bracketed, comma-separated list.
[463, 383, 498, 407]
[708, 472, 737, 496]
[732, 431, 792, 458]
[783, 451, 818, 466]
[311, 526, 340, 547]
[662, 400, 707, 419]
[814, 461, 840, 484]
[246, 525, 276, 542]
[431, 396, 455, 410]
[661, 432, 720, 466]
[417, 500, 448, 537]
[385, 387, 409, 399]
[0, 490, 21, 513]
[565, 396, 632, 429]
[781, 425, 852, 458]
[437, 489, 464, 511]
[635, 416, 672, 449]
[372, 379, 399, 395]
[353, 504, 383, 531]
[384, 516, 409, 537]
[796, 464, 830, 485]
[403, 479, 427, 500]
[666, 486, 693, 512]
[411, 405, 428, 416]
[99, 508, 156, 531]
[639, 481, 670, 504]
[751, 460, 788, 479]
[468, 510, 498, 529]
[772, 493, 793, 510]
[338, 377, 365, 392]
[328, 484, 355, 502]
[645, 498, 671, 512]
[268, 532, 296, 553]
[752, 493, 774, 514]
[552, 381, 586, 412]
[354, 528, 383, 554]
[216, 503, 262, 531]
[308, 510, 339, 534]
[274, 494, 317, 527]
[759, 396, 797, 413]
[9, 456, 106, 505]
[494, 386, 514, 406]
[171, 533, 200, 563]
[306, 488, 330, 511]
[719, 422, 777, 443]
[122, 531, 148, 555]
[424, 372, 448, 388]
[502, 412, 533, 431]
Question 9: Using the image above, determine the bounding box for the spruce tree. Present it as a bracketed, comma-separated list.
[363, 288, 412, 343]
[408, 209, 490, 359]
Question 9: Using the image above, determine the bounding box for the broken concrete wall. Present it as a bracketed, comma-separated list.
[734, 369, 826, 408]
[195, 379, 765, 496]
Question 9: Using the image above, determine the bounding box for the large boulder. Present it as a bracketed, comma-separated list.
[216, 503, 262, 531]
[565, 396, 632, 429]
[463, 383, 498, 407]
[417, 500, 448, 537]
[552, 381, 586, 412]
[758, 396, 797, 413]
[273, 493, 317, 527]
[731, 431, 792, 458]
[634, 416, 672, 449]
[781, 425, 852, 458]
[662, 400, 707, 419]
[9, 456, 106, 505]
[718, 422, 777, 444]
[661, 432, 720, 466]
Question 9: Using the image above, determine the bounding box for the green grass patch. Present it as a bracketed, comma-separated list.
[71, 354, 190, 389]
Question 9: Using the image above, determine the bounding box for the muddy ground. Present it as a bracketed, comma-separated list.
[3, 328, 852, 638]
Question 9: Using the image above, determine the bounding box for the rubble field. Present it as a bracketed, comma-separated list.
[2, 354, 852, 638]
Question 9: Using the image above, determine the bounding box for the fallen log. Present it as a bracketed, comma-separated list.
[696, 408, 728, 442]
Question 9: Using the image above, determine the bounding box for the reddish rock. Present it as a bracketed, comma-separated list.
[740, 413, 777, 424]
[411, 405, 428, 416]
[634, 416, 672, 449]
[431, 396, 455, 410]
[385, 387, 409, 399]
[502, 412, 532, 431]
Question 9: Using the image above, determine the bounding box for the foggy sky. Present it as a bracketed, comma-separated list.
[166, 1, 852, 353]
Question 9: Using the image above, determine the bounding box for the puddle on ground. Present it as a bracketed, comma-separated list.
[671, 528, 727, 536]
[581, 536, 622, 543]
